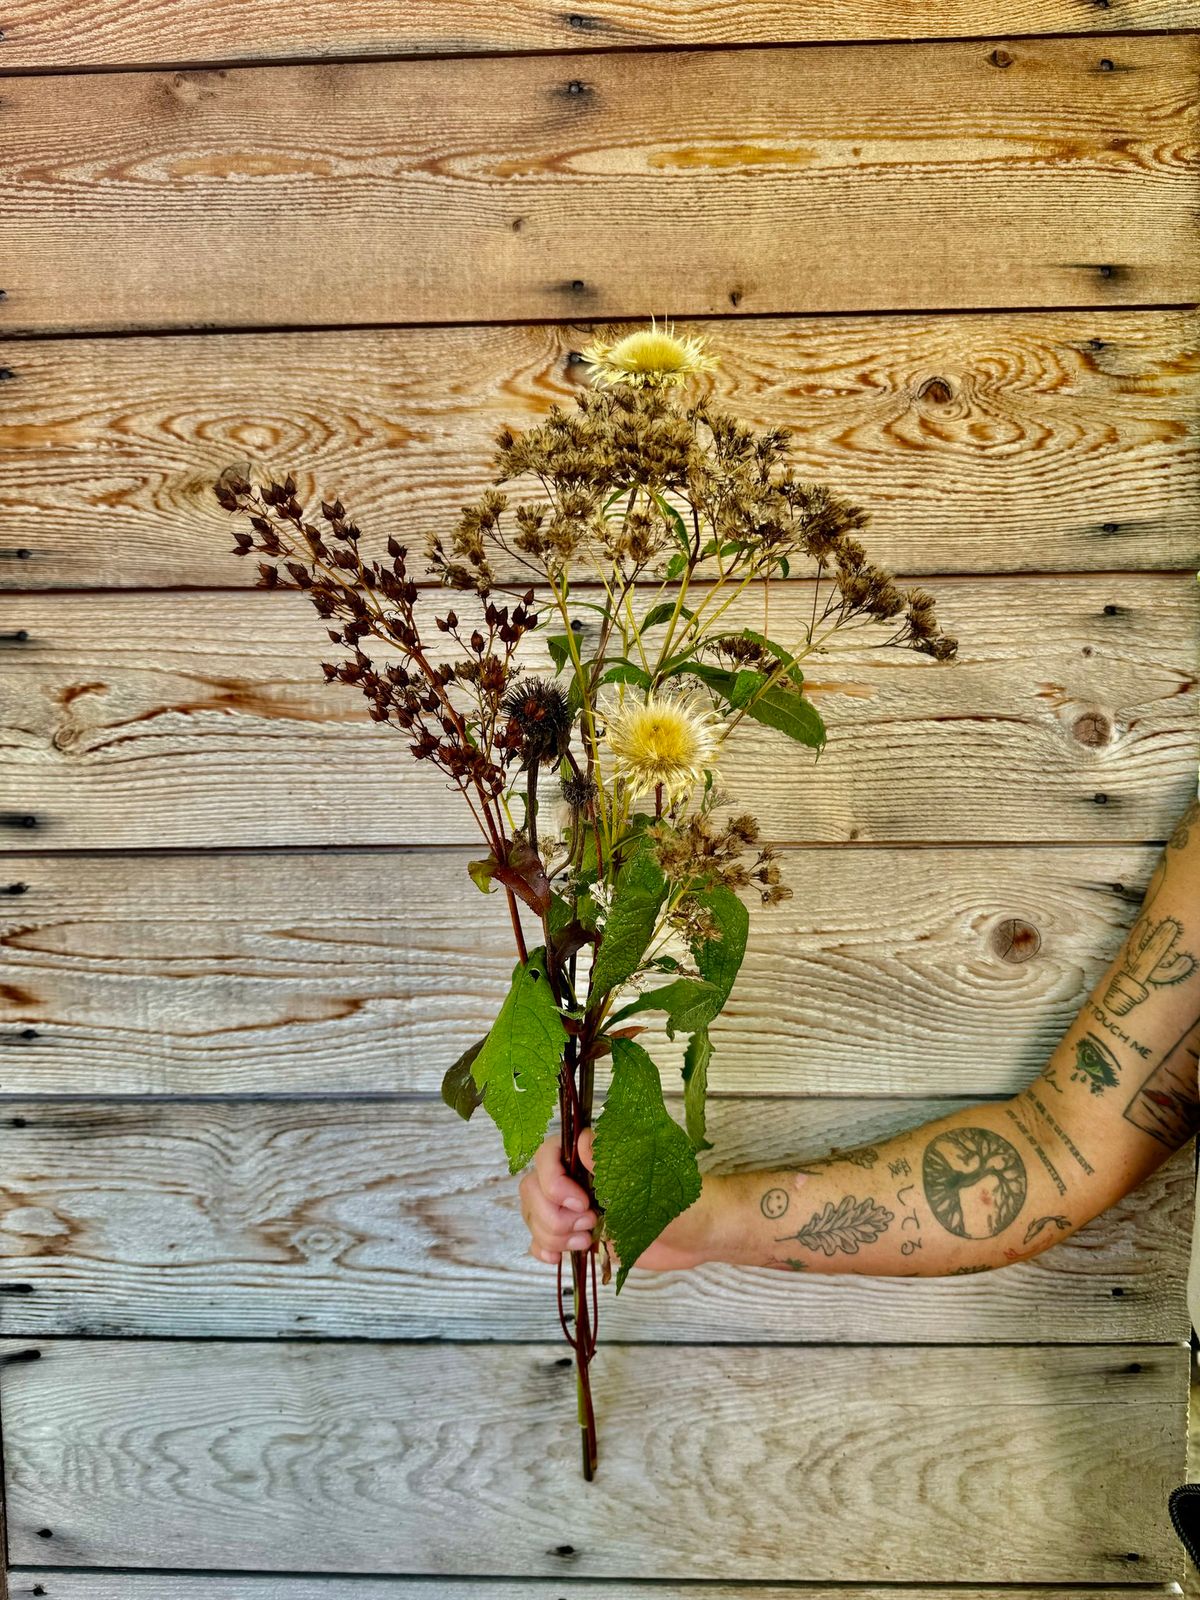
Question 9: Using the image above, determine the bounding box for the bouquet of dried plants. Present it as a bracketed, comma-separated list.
[213, 319, 957, 1478]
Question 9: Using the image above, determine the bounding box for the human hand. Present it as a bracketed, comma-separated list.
[518, 1127, 715, 1273]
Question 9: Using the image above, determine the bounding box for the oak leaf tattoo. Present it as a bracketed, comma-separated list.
[775, 1194, 894, 1257]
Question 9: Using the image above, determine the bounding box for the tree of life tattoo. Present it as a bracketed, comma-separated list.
[1122, 1018, 1200, 1149]
[773, 1194, 894, 1258]
[922, 1127, 1027, 1239]
[1103, 914, 1196, 1017]
[1072, 1033, 1120, 1095]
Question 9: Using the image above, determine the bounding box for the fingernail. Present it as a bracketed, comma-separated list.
[567, 1233, 591, 1250]
[540, 1248, 558, 1263]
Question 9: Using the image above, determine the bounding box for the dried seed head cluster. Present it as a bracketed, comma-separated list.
[212, 468, 541, 811]
[649, 809, 792, 908]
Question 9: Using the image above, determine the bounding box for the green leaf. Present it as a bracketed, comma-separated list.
[682, 1026, 714, 1151]
[610, 883, 748, 1036]
[597, 659, 652, 690]
[639, 600, 693, 632]
[546, 634, 572, 674]
[592, 1037, 703, 1293]
[587, 849, 667, 1000]
[441, 1037, 486, 1121]
[469, 949, 567, 1175]
[665, 551, 687, 581]
[648, 488, 690, 554]
[468, 856, 497, 894]
[741, 680, 826, 749]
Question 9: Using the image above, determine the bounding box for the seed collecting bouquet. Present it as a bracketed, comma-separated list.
[213, 319, 957, 1478]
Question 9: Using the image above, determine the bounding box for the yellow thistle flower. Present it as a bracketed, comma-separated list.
[601, 690, 723, 802]
[580, 315, 719, 390]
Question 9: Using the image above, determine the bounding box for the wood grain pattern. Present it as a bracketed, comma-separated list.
[3, 310, 1197, 589]
[3, 0, 1196, 70]
[0, 1097, 1186, 1343]
[0, 844, 1168, 1095]
[2, 35, 1196, 333]
[3, 577, 1195, 851]
[0, 1339, 1185, 1580]
[8, 1583, 1187, 1600]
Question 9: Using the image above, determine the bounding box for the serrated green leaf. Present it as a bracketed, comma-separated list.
[614, 976, 723, 1037]
[609, 884, 747, 1036]
[592, 1037, 703, 1293]
[741, 679, 826, 749]
[441, 1036, 486, 1121]
[682, 1026, 714, 1151]
[469, 949, 567, 1175]
[640, 600, 694, 632]
[587, 849, 666, 1000]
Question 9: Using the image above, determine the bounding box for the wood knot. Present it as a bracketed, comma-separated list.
[991, 917, 1041, 964]
[987, 48, 1014, 68]
[916, 376, 954, 404]
[1072, 710, 1113, 748]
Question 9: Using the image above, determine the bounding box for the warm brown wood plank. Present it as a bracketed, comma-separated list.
[0, 843, 1171, 1095]
[4, 0, 1198, 70]
[9, 1583, 1186, 1600]
[0, 1097, 1186, 1342]
[2, 576, 1195, 851]
[2, 35, 1196, 334]
[0, 1339, 1184, 1579]
[3, 310, 1197, 589]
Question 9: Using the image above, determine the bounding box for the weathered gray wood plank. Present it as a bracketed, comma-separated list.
[0, 1340, 1186, 1580]
[0, 844, 1163, 1094]
[0, 1097, 1186, 1342]
[7, 1580, 1187, 1600]
[3, 36, 1197, 333]
[3, 576, 1197, 851]
[4, 311, 1197, 589]
[4, 0, 1195, 69]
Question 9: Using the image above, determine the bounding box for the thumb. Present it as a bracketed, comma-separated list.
[577, 1125, 595, 1173]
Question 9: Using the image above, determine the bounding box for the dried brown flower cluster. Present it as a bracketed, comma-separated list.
[212, 468, 541, 818]
[650, 808, 792, 909]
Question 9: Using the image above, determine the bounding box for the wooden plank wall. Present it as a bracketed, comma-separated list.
[1, 4, 1198, 1596]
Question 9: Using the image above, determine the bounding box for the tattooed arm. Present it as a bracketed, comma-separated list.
[520, 795, 1200, 1277]
[704, 794, 1200, 1275]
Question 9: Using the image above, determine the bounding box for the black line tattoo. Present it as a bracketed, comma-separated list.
[1086, 1001, 1151, 1060]
[1021, 1088, 1095, 1176]
[1023, 1214, 1071, 1246]
[774, 1195, 894, 1257]
[922, 1127, 1028, 1238]
[1103, 914, 1196, 1017]
[1004, 1104, 1067, 1197]
[766, 1255, 809, 1271]
[1122, 1018, 1200, 1149]
[1072, 1033, 1121, 1094]
[760, 1187, 790, 1220]
[950, 1264, 990, 1275]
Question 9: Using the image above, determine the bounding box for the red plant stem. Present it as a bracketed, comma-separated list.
[504, 888, 528, 963]
[558, 1030, 600, 1478]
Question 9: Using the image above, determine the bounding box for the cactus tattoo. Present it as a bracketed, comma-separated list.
[1103, 914, 1196, 1016]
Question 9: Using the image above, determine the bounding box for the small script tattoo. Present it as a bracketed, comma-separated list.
[774, 1195, 894, 1258]
[1004, 1103, 1066, 1198]
[760, 1187, 790, 1220]
[1021, 1088, 1094, 1176]
[1087, 1000, 1151, 1060]
[923, 1127, 1027, 1238]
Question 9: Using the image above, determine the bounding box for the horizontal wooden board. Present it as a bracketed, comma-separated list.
[3, 310, 1198, 589]
[4, 0, 1198, 70]
[7, 1583, 1187, 1600]
[0, 843, 1171, 1096]
[0, 1339, 1185, 1579]
[0, 1097, 1186, 1342]
[2, 35, 1197, 333]
[2, 576, 1196, 851]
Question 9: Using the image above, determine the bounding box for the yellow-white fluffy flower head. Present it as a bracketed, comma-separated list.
[580, 315, 719, 390]
[601, 690, 723, 803]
